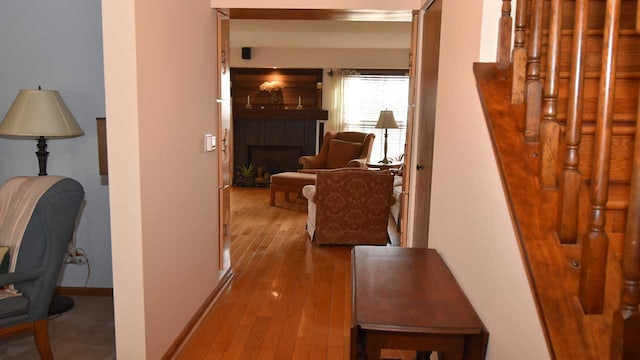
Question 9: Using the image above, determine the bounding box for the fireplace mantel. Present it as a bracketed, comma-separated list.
[233, 108, 328, 121]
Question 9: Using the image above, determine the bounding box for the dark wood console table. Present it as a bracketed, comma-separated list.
[351, 246, 488, 359]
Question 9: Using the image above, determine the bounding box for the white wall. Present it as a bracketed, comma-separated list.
[231, 47, 409, 69]
[0, 0, 111, 287]
[231, 20, 411, 49]
[102, 0, 220, 358]
[425, 0, 550, 358]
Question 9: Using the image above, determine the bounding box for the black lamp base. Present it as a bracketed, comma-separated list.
[36, 136, 49, 176]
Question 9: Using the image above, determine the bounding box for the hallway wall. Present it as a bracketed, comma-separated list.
[427, 0, 550, 358]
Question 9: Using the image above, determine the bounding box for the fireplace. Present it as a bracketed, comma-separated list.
[249, 145, 302, 174]
[233, 108, 329, 186]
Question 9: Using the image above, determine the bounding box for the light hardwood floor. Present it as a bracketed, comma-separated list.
[177, 187, 353, 359]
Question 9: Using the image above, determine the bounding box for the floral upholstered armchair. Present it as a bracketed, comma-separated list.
[298, 131, 375, 173]
[302, 168, 395, 245]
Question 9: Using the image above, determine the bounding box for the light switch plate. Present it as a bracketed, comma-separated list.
[204, 134, 216, 152]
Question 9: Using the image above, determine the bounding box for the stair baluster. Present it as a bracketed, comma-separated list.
[497, 0, 513, 69]
[524, 0, 543, 141]
[610, 5, 640, 358]
[512, 0, 528, 104]
[579, 0, 622, 314]
[539, 0, 563, 189]
[558, 0, 590, 244]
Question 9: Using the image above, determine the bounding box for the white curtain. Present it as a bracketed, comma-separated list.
[328, 70, 346, 132]
[341, 73, 410, 162]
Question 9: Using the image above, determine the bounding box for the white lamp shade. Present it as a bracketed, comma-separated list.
[375, 110, 399, 129]
[0, 89, 84, 138]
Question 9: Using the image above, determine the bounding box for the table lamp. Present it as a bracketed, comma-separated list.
[0, 88, 84, 176]
[375, 109, 399, 164]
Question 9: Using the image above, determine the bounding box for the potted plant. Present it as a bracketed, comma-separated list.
[236, 163, 256, 187]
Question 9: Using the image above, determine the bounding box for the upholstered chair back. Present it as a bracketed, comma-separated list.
[309, 168, 394, 245]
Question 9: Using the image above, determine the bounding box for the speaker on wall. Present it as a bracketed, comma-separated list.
[241, 47, 252, 60]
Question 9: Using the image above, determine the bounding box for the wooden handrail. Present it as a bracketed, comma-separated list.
[539, 0, 562, 189]
[579, 0, 622, 315]
[511, 0, 528, 104]
[558, 0, 590, 244]
[524, 0, 544, 142]
[497, 0, 513, 69]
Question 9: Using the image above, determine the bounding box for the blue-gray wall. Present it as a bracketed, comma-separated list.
[0, 1, 111, 287]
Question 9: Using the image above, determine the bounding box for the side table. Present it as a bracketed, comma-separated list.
[351, 246, 488, 359]
[366, 162, 403, 173]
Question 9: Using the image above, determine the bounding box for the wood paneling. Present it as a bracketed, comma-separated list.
[231, 68, 323, 112]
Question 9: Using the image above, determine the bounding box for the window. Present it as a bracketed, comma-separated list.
[341, 73, 409, 163]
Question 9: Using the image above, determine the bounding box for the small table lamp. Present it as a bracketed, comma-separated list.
[0, 88, 84, 176]
[375, 109, 399, 164]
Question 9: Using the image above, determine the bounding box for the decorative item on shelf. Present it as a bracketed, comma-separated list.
[296, 96, 303, 110]
[245, 95, 253, 109]
[375, 109, 399, 164]
[0, 87, 84, 176]
[259, 81, 284, 109]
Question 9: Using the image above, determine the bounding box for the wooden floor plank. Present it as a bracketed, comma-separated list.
[177, 188, 353, 359]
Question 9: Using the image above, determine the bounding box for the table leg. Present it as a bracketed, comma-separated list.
[270, 188, 276, 206]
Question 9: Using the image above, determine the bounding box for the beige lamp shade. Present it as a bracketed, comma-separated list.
[0, 89, 84, 138]
[375, 110, 399, 129]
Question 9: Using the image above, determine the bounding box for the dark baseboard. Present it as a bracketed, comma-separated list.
[162, 268, 234, 360]
[55, 287, 114, 297]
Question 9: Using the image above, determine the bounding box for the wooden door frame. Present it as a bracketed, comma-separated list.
[217, 9, 232, 272]
[221, 7, 425, 247]
[406, 0, 443, 248]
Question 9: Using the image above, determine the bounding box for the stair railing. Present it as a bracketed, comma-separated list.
[525, 0, 544, 142]
[609, 4, 640, 359]
[497, 0, 513, 69]
[539, 0, 563, 189]
[579, 0, 622, 315]
[558, 0, 590, 244]
[511, 0, 528, 104]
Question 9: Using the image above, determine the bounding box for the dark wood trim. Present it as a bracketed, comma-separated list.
[228, 9, 413, 22]
[55, 287, 114, 297]
[231, 68, 323, 81]
[162, 268, 234, 360]
[96, 117, 108, 177]
[233, 108, 328, 121]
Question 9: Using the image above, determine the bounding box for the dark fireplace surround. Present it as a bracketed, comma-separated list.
[233, 108, 328, 184]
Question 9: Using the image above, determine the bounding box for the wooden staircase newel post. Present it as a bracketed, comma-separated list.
[558, 0, 590, 243]
[579, 0, 622, 315]
[512, 0, 528, 103]
[524, 0, 544, 142]
[539, 0, 563, 189]
[498, 0, 513, 69]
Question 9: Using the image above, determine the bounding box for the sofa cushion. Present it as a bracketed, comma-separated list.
[326, 140, 362, 168]
[0, 295, 29, 320]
